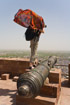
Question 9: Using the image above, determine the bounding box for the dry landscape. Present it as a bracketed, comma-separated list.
[0, 50, 70, 78]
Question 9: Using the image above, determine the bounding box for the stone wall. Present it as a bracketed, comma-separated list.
[0, 58, 30, 76]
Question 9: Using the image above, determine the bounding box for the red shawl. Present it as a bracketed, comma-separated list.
[14, 9, 45, 30]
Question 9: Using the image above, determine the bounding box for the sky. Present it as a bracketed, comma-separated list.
[0, 0, 70, 51]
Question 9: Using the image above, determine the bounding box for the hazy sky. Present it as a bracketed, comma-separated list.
[0, 0, 70, 51]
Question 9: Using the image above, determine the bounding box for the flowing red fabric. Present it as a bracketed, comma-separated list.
[14, 9, 45, 29]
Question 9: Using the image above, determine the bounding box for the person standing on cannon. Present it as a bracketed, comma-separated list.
[14, 9, 47, 68]
[26, 25, 46, 69]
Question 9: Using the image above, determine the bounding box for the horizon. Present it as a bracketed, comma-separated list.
[0, 49, 70, 53]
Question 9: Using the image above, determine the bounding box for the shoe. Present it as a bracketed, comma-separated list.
[33, 59, 38, 67]
[29, 62, 34, 69]
[29, 66, 34, 69]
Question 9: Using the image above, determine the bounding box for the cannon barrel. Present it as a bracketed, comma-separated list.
[17, 56, 57, 98]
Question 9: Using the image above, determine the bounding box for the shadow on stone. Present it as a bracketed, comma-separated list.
[0, 88, 16, 105]
[61, 79, 70, 88]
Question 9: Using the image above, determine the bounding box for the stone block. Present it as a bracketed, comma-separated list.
[68, 64, 70, 84]
[1, 73, 10, 80]
[40, 83, 60, 98]
[0, 58, 30, 76]
[49, 68, 61, 85]
[16, 93, 57, 105]
[13, 76, 19, 82]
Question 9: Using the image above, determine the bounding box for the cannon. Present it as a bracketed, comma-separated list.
[17, 56, 57, 98]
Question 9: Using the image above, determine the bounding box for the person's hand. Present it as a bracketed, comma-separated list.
[39, 29, 44, 33]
